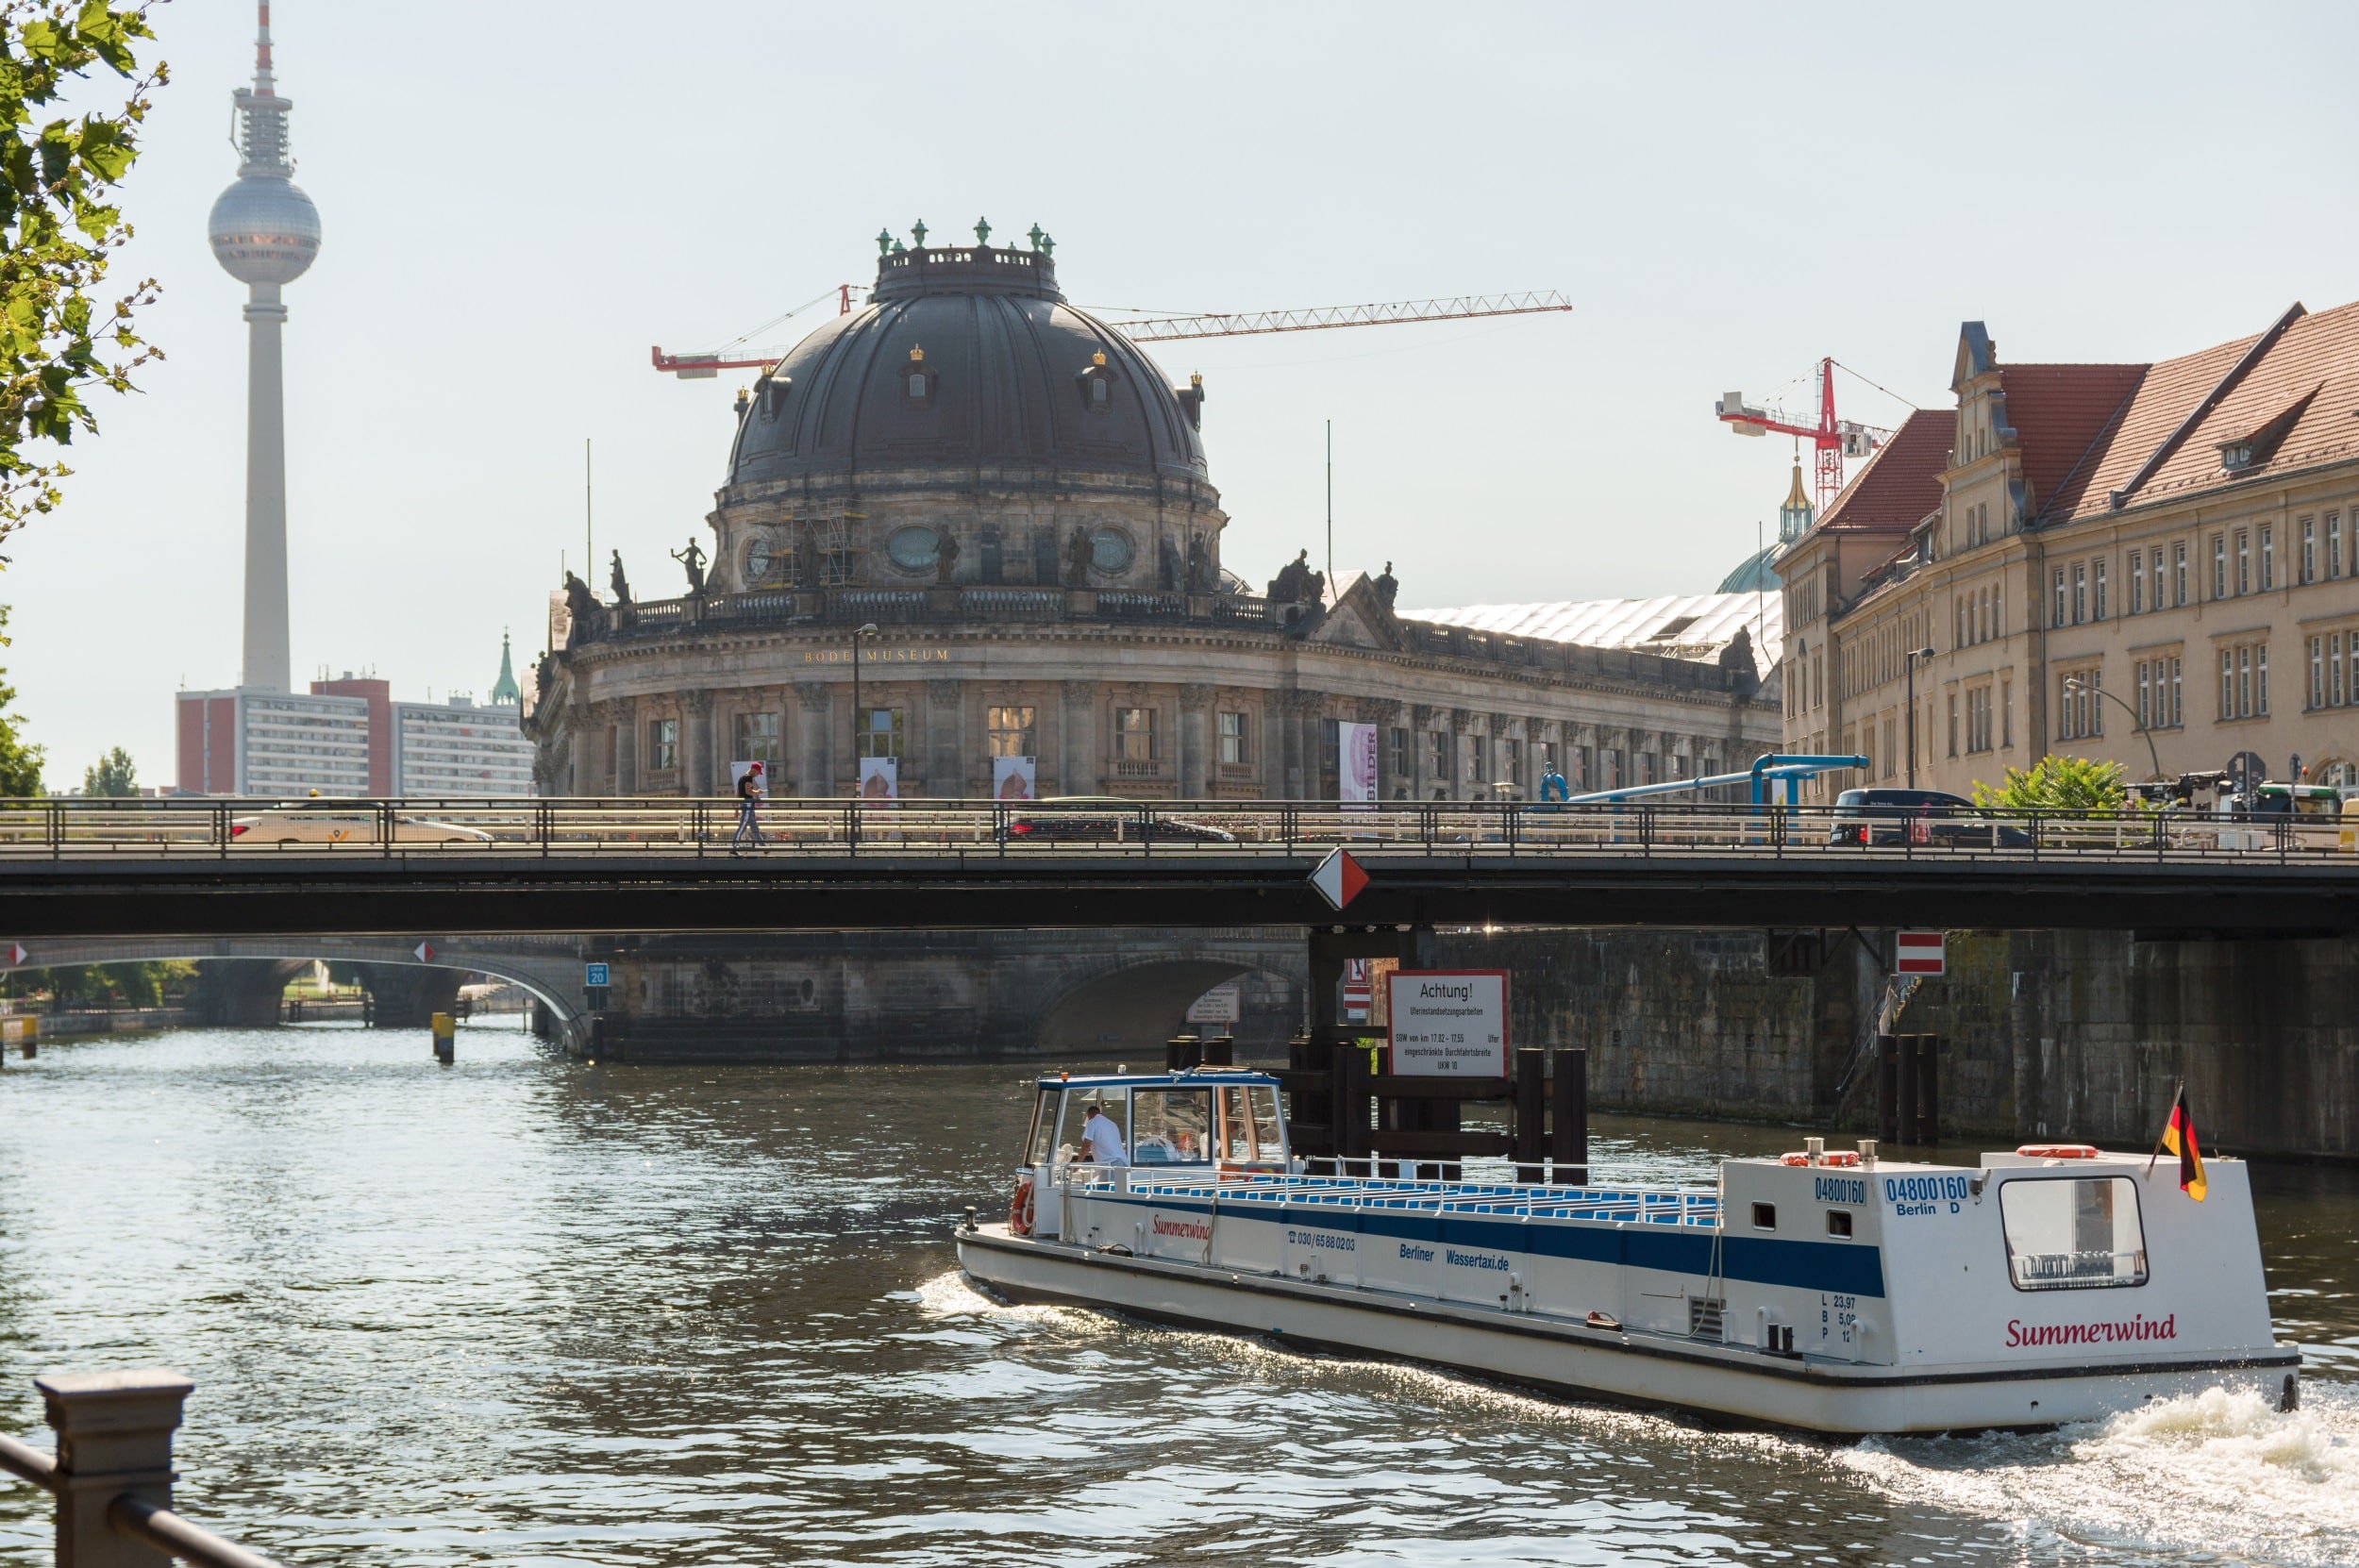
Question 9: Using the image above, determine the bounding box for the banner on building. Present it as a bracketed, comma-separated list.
[993, 756, 1037, 801]
[1386, 969, 1508, 1076]
[1338, 721, 1379, 806]
[729, 759, 766, 795]
[859, 757, 897, 799]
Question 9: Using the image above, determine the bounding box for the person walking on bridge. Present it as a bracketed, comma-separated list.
[732, 762, 766, 852]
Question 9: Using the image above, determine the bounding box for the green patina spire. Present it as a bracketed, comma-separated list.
[490, 630, 523, 706]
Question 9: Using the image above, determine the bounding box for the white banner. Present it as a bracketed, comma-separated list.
[1185, 983, 1241, 1024]
[1339, 721, 1379, 805]
[1386, 970, 1508, 1076]
[859, 756, 897, 799]
[992, 756, 1037, 801]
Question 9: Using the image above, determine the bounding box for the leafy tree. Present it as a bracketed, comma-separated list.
[80, 741, 131, 793]
[1972, 754, 2127, 812]
[0, 604, 39, 792]
[0, 2, 166, 558]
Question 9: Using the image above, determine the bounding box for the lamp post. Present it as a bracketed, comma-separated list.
[2064, 672, 2163, 782]
[1903, 646, 1935, 787]
[849, 621, 879, 793]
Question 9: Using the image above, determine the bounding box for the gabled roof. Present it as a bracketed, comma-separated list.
[1810, 408, 1950, 536]
[1409, 591, 1783, 671]
[2045, 298, 2359, 523]
[1996, 362, 2149, 515]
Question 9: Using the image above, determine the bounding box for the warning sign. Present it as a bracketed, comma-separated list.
[1897, 930, 1946, 976]
[1386, 969, 1508, 1076]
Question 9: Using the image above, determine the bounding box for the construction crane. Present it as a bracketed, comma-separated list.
[653, 288, 1570, 376]
[1715, 358, 1899, 514]
[651, 285, 860, 378]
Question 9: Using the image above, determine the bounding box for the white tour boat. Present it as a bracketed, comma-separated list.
[956, 1069, 2298, 1435]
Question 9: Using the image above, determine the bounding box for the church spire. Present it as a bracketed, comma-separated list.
[490, 630, 523, 706]
[1777, 461, 1815, 544]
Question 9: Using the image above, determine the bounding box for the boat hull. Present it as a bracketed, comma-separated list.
[957, 1226, 2299, 1435]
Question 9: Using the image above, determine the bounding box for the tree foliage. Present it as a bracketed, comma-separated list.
[1971, 754, 2128, 812]
[0, 604, 40, 792]
[0, 2, 165, 560]
[80, 740, 130, 793]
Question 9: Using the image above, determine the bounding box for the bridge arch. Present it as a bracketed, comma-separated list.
[1027, 954, 1297, 1058]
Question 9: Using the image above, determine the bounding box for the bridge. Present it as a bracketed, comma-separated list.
[1, 798, 2351, 938]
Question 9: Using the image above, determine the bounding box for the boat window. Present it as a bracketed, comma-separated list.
[1132, 1088, 1213, 1164]
[1826, 1210, 1853, 1238]
[1751, 1202, 1776, 1230]
[1025, 1089, 1059, 1166]
[1072, 1089, 1129, 1160]
[2000, 1176, 2149, 1291]
[1248, 1086, 1285, 1160]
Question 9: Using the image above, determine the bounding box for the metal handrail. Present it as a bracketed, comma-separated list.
[0, 1430, 54, 1487]
[2, 1433, 288, 1568]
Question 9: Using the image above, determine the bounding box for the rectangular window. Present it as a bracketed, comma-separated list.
[1947, 693, 1959, 757]
[2174, 542, 2188, 606]
[1506, 736, 1524, 781]
[1218, 710, 1252, 765]
[1577, 743, 1595, 790]
[861, 707, 904, 760]
[2258, 645, 2268, 715]
[734, 710, 780, 765]
[988, 705, 1037, 759]
[2138, 662, 2152, 729]
[1430, 731, 1450, 783]
[1113, 707, 1156, 762]
[2169, 659, 2182, 728]
[1999, 1176, 2149, 1291]
[1468, 732, 1490, 787]
[2053, 569, 2068, 628]
[2213, 535, 2227, 599]
[2238, 647, 2253, 718]
[2301, 518, 2317, 584]
[2235, 530, 2250, 595]
[2073, 562, 2087, 625]
[2131, 559, 2144, 615]
[2335, 633, 2348, 708]
[2222, 649, 2235, 720]
[2001, 676, 2014, 748]
[2333, 514, 2347, 580]
[2150, 547, 2164, 612]
[2348, 635, 2358, 710]
[2093, 558, 2107, 621]
[1387, 726, 1408, 780]
[649, 717, 679, 773]
[2312, 637, 2326, 709]
[2261, 525, 2274, 591]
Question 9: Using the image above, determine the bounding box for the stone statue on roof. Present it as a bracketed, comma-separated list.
[562, 570, 596, 628]
[671, 537, 708, 598]
[609, 550, 633, 608]
[1064, 525, 1094, 586]
[935, 526, 961, 584]
[1374, 560, 1398, 611]
[1719, 625, 1760, 694]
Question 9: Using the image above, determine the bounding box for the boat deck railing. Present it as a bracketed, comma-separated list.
[1071, 1168, 1721, 1227]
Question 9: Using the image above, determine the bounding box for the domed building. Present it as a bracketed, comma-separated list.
[529, 227, 1781, 806]
[1716, 463, 1815, 594]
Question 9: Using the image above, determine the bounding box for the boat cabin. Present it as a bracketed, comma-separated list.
[1016, 1070, 1289, 1238]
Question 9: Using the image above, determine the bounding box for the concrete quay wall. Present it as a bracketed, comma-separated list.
[1436, 927, 2359, 1162]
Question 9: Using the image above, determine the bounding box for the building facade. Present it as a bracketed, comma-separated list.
[390, 695, 534, 795]
[176, 687, 371, 796]
[1780, 303, 2359, 797]
[528, 234, 1781, 802]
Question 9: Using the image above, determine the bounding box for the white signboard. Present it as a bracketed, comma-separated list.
[1338, 721, 1379, 806]
[858, 757, 897, 800]
[1386, 969, 1508, 1076]
[1185, 983, 1241, 1024]
[993, 756, 1037, 801]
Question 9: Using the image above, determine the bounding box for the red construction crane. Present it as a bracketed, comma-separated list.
[653, 288, 1570, 376]
[1715, 358, 1897, 514]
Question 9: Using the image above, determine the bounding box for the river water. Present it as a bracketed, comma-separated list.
[2, 1022, 2354, 1567]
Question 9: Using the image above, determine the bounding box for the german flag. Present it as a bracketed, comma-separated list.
[2153, 1083, 2207, 1201]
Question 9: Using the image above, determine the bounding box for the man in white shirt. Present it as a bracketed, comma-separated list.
[1080, 1101, 1129, 1166]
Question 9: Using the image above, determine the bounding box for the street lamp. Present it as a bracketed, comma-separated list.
[2063, 672, 2163, 783]
[1903, 646, 1935, 787]
[849, 621, 880, 793]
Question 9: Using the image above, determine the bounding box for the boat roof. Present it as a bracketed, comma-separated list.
[1033, 1069, 1280, 1092]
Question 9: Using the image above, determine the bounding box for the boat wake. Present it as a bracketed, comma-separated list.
[1838, 1382, 2359, 1565]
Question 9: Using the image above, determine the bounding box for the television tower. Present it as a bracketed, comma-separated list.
[206, 4, 320, 692]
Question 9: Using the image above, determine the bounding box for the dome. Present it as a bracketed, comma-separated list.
[1716, 543, 1782, 593]
[727, 243, 1208, 493]
[209, 175, 321, 286]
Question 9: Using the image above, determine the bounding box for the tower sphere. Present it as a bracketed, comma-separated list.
[208, 173, 321, 287]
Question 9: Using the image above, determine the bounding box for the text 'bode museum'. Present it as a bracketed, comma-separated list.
[531, 227, 1780, 802]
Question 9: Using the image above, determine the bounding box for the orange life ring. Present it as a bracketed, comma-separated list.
[1780, 1150, 1860, 1167]
[1780, 1152, 1811, 1166]
[2016, 1143, 2100, 1159]
[1010, 1175, 1036, 1236]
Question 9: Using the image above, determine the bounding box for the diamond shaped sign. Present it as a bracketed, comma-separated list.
[413, 941, 436, 963]
[1309, 848, 1369, 911]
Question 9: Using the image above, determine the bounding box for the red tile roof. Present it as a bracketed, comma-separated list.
[1996, 362, 2149, 517]
[2049, 299, 2359, 522]
[1811, 408, 1950, 535]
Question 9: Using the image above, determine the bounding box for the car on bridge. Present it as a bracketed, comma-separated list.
[229, 809, 496, 848]
[1828, 788, 2033, 849]
[999, 799, 1237, 846]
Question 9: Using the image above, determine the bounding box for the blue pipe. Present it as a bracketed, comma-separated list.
[1749, 753, 1869, 807]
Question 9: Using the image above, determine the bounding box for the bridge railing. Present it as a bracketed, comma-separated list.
[0, 796, 2346, 861]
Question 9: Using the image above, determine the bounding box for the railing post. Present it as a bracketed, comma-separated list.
[36, 1369, 192, 1568]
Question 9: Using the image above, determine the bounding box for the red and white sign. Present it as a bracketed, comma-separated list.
[1387, 969, 1508, 1076]
[1, 942, 25, 966]
[1342, 959, 1373, 1023]
[1309, 847, 1369, 910]
[1897, 930, 1946, 976]
[413, 941, 437, 963]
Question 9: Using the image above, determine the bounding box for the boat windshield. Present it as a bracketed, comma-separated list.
[1999, 1176, 2149, 1291]
[1217, 1084, 1286, 1162]
[1132, 1087, 1213, 1165]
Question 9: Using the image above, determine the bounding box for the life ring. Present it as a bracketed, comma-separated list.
[1780, 1150, 1860, 1167]
[1009, 1175, 1036, 1235]
[2016, 1143, 2100, 1159]
[1779, 1152, 1810, 1167]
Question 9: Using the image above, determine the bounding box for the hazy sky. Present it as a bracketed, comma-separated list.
[9, 1, 2359, 789]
